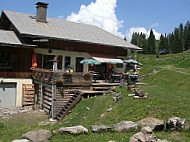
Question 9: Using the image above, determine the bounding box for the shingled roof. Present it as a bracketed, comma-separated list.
[0, 29, 35, 47]
[2, 10, 141, 50]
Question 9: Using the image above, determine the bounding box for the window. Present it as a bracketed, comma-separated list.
[43, 55, 55, 69]
[65, 56, 71, 69]
[76, 57, 84, 72]
[116, 63, 123, 68]
[0, 52, 10, 68]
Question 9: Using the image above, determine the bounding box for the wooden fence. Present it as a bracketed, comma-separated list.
[22, 84, 35, 107]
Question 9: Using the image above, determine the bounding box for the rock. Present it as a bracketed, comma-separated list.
[166, 117, 185, 131]
[38, 109, 45, 113]
[38, 119, 57, 126]
[108, 141, 115, 142]
[107, 108, 112, 112]
[113, 96, 122, 103]
[129, 126, 157, 142]
[138, 117, 164, 131]
[141, 127, 157, 142]
[54, 125, 88, 134]
[114, 92, 121, 97]
[129, 126, 169, 142]
[91, 125, 112, 132]
[12, 139, 30, 142]
[21, 129, 52, 142]
[141, 126, 153, 135]
[100, 113, 105, 117]
[113, 121, 138, 132]
[49, 118, 57, 122]
[86, 107, 90, 110]
[129, 132, 145, 142]
[157, 139, 169, 142]
[134, 89, 145, 97]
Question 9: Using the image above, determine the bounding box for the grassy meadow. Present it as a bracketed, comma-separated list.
[0, 51, 190, 142]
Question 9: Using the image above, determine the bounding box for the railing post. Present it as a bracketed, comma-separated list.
[51, 57, 58, 118]
[34, 84, 39, 109]
[40, 81, 43, 109]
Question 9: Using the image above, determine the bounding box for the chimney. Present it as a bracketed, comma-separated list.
[35, 2, 49, 23]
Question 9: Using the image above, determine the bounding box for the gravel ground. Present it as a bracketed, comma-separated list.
[0, 106, 33, 119]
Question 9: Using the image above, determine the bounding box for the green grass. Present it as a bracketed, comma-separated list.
[1, 51, 190, 142]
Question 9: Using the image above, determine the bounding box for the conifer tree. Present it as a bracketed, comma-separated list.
[179, 23, 185, 50]
[159, 34, 164, 51]
[173, 28, 184, 53]
[168, 32, 175, 52]
[131, 33, 138, 45]
[184, 21, 190, 50]
[148, 29, 156, 54]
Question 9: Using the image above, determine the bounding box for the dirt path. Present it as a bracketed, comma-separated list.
[159, 65, 190, 75]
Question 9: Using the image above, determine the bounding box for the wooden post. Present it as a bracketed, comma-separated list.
[51, 57, 58, 118]
[52, 84, 56, 118]
[34, 84, 39, 109]
[40, 82, 43, 109]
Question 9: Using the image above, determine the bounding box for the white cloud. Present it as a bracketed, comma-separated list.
[151, 29, 161, 40]
[57, 15, 64, 19]
[66, 0, 124, 38]
[150, 22, 159, 28]
[126, 27, 161, 41]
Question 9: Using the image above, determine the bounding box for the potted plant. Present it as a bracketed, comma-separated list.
[83, 73, 91, 80]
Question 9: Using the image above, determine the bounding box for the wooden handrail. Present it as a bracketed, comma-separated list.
[56, 92, 82, 121]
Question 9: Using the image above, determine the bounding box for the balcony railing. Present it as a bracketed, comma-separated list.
[31, 68, 93, 86]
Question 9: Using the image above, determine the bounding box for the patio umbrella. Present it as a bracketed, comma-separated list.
[80, 59, 101, 65]
[124, 59, 142, 66]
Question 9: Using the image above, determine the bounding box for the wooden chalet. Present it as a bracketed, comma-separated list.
[0, 2, 141, 118]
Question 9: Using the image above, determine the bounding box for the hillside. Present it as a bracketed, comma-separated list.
[50, 51, 190, 141]
[1, 51, 190, 142]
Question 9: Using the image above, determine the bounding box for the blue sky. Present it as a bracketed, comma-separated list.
[0, 0, 190, 41]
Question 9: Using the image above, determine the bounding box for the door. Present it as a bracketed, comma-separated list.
[0, 83, 16, 107]
[76, 57, 84, 72]
[43, 55, 55, 69]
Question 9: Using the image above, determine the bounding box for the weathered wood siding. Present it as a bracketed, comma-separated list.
[36, 39, 127, 57]
[0, 46, 33, 78]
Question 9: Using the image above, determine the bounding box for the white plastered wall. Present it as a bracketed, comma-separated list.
[0, 78, 33, 106]
[34, 48, 90, 73]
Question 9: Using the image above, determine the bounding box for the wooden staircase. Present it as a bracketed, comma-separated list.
[56, 90, 82, 121]
[92, 86, 111, 91]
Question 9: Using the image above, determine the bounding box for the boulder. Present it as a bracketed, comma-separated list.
[157, 139, 169, 142]
[138, 117, 164, 131]
[141, 127, 157, 142]
[12, 139, 30, 142]
[141, 126, 153, 135]
[54, 125, 88, 134]
[91, 125, 112, 132]
[166, 117, 185, 131]
[129, 132, 145, 142]
[107, 108, 112, 112]
[113, 121, 138, 132]
[21, 129, 52, 142]
[129, 126, 168, 142]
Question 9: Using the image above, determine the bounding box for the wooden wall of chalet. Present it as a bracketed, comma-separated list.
[0, 46, 33, 78]
[36, 39, 127, 57]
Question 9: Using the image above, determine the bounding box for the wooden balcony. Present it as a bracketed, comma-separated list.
[32, 69, 93, 86]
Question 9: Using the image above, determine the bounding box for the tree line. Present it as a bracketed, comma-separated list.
[130, 20, 190, 54]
